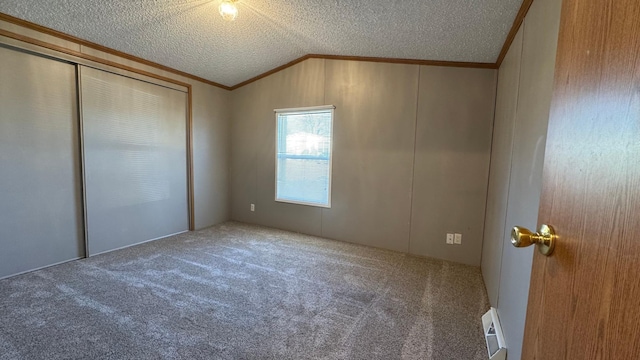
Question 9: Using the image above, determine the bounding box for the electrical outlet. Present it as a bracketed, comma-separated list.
[454, 233, 462, 244]
[250, 203, 255, 212]
[446, 233, 454, 244]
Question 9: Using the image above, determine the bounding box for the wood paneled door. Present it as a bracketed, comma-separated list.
[522, 0, 640, 358]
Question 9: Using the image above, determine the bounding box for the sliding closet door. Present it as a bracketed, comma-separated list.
[80, 67, 188, 255]
[0, 47, 84, 278]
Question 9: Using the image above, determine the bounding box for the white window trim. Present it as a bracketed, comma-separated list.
[274, 105, 336, 114]
[274, 105, 335, 208]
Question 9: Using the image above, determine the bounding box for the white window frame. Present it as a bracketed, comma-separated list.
[274, 105, 335, 208]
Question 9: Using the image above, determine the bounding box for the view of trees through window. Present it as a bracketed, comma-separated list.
[276, 109, 333, 207]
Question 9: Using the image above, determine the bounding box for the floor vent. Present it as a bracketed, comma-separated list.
[482, 307, 507, 360]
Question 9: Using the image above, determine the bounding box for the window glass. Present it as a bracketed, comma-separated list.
[276, 107, 333, 207]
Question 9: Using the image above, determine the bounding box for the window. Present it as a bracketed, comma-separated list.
[275, 106, 334, 208]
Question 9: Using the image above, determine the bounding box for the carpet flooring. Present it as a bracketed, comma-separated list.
[0, 222, 490, 359]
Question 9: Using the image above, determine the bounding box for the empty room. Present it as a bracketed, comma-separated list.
[1, 0, 639, 359]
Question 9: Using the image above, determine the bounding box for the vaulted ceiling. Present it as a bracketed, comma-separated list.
[0, 0, 523, 87]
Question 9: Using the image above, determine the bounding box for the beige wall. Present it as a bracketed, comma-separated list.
[411, 66, 497, 264]
[231, 59, 326, 235]
[480, 0, 562, 358]
[0, 19, 231, 230]
[231, 58, 497, 266]
[191, 81, 231, 229]
[482, 28, 524, 307]
[322, 60, 419, 253]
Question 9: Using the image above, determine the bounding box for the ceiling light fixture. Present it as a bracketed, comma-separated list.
[219, 0, 239, 21]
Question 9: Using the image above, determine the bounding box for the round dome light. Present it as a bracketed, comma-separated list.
[219, 0, 239, 21]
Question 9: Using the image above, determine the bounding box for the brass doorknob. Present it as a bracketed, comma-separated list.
[511, 224, 557, 256]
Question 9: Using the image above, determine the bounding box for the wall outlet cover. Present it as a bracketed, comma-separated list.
[446, 233, 454, 244]
[250, 204, 255, 212]
[454, 233, 462, 244]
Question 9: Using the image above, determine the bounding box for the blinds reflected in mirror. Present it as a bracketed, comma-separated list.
[81, 66, 189, 255]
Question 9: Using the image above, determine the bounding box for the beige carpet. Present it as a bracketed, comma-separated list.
[0, 221, 490, 359]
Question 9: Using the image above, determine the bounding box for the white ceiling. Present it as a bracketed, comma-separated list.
[0, 0, 522, 87]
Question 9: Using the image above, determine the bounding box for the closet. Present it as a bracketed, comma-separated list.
[0, 46, 189, 278]
[0, 46, 84, 278]
[81, 67, 188, 255]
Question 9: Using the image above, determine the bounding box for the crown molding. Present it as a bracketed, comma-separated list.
[0, 13, 232, 90]
[495, 0, 535, 68]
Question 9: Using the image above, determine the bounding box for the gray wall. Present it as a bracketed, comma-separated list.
[321, 61, 418, 253]
[411, 66, 496, 264]
[231, 59, 325, 236]
[192, 81, 231, 229]
[231, 59, 496, 265]
[482, 28, 524, 307]
[480, 0, 562, 359]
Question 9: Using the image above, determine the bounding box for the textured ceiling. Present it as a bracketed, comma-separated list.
[0, 0, 523, 87]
